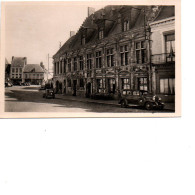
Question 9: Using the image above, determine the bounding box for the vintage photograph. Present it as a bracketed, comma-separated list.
[1, 1, 180, 117]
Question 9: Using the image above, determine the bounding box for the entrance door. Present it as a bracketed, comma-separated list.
[86, 83, 91, 98]
[64, 80, 66, 94]
[108, 78, 116, 94]
[73, 80, 77, 96]
[56, 81, 59, 93]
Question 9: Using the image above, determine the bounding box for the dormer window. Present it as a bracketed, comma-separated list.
[123, 20, 129, 31]
[98, 29, 104, 40]
[81, 35, 85, 45]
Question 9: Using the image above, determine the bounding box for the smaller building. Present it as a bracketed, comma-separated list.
[23, 64, 45, 85]
[10, 56, 27, 83]
[5, 58, 11, 82]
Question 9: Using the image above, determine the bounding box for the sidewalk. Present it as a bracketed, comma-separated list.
[55, 94, 175, 111]
[55, 94, 118, 106]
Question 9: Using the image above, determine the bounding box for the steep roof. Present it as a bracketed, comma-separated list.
[5, 58, 10, 70]
[154, 6, 175, 21]
[11, 57, 26, 67]
[23, 64, 44, 73]
[5, 58, 9, 65]
[53, 5, 173, 58]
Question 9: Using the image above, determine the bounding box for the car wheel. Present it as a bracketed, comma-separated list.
[159, 105, 164, 110]
[121, 100, 128, 108]
[145, 102, 153, 110]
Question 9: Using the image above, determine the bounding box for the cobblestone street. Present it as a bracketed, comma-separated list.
[5, 85, 174, 113]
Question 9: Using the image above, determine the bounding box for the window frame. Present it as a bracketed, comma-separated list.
[98, 29, 104, 40]
[123, 20, 130, 32]
[120, 45, 129, 66]
[106, 48, 114, 67]
[121, 78, 130, 90]
[68, 58, 71, 72]
[95, 51, 102, 69]
[160, 77, 175, 95]
[135, 40, 147, 64]
[79, 56, 84, 71]
[87, 53, 93, 70]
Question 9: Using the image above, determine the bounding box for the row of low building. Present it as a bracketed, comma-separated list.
[5, 57, 46, 85]
[52, 5, 175, 102]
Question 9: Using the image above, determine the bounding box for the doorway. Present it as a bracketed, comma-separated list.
[73, 80, 77, 96]
[56, 80, 59, 93]
[86, 82, 91, 98]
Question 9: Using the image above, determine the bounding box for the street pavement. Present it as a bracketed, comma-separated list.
[5, 85, 175, 113]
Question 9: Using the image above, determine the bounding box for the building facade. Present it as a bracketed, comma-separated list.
[53, 6, 175, 101]
[150, 6, 175, 102]
[5, 58, 11, 83]
[10, 56, 27, 83]
[23, 64, 45, 85]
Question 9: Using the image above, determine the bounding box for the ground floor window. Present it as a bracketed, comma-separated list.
[121, 78, 130, 90]
[160, 78, 175, 94]
[80, 79, 84, 88]
[97, 79, 103, 93]
[108, 78, 116, 94]
[67, 79, 71, 87]
[138, 77, 148, 91]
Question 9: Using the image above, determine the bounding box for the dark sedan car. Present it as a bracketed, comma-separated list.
[42, 89, 55, 99]
[118, 90, 164, 110]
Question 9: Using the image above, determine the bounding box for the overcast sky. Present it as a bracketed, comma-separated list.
[4, 2, 105, 72]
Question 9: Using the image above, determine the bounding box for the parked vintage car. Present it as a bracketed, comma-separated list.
[5, 82, 12, 87]
[42, 89, 55, 99]
[118, 90, 164, 110]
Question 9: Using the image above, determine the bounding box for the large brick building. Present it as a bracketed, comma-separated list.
[53, 5, 175, 101]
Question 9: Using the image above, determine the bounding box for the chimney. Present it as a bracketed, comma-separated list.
[70, 31, 75, 37]
[88, 7, 95, 17]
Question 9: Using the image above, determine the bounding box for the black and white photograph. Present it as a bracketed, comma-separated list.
[1, 0, 180, 117]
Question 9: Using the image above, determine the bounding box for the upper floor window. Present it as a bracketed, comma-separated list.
[136, 41, 147, 64]
[96, 51, 102, 68]
[87, 54, 92, 70]
[123, 20, 129, 32]
[19, 68, 22, 73]
[73, 57, 77, 71]
[12, 68, 15, 73]
[68, 58, 71, 72]
[165, 33, 175, 62]
[67, 79, 71, 87]
[79, 56, 84, 70]
[16, 68, 18, 73]
[120, 45, 129, 66]
[98, 29, 104, 40]
[106, 48, 114, 67]
[64, 59, 66, 73]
